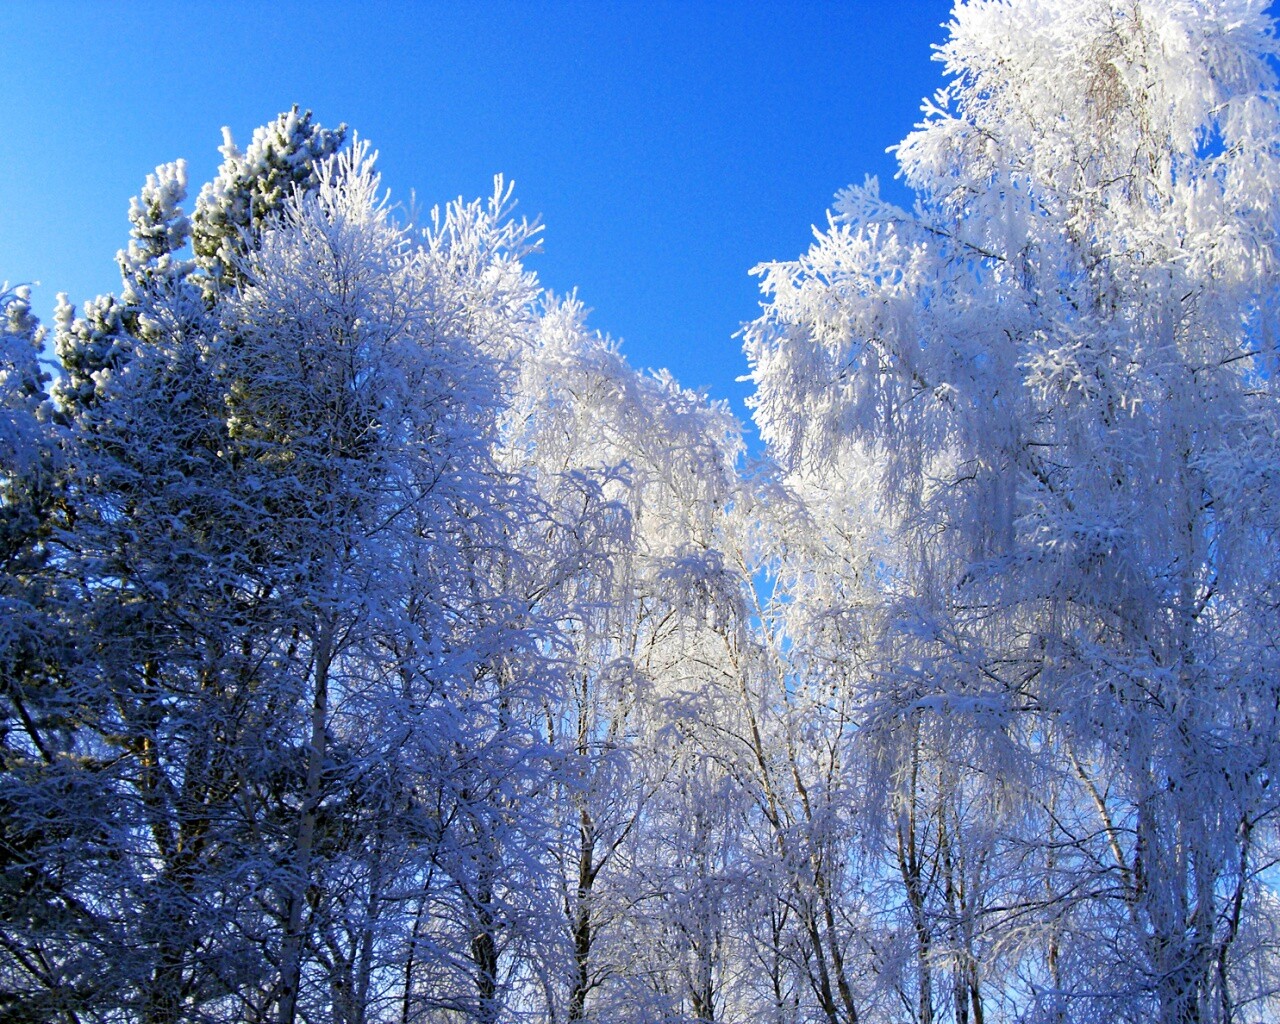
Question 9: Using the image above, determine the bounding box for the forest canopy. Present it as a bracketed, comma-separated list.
[4, 3, 1280, 1024]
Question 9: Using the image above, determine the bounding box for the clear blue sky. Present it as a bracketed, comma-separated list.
[2, 1, 950, 423]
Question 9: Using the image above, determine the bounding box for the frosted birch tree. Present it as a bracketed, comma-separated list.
[213, 144, 556, 1024]
[744, 2, 1280, 1021]
[501, 297, 752, 1024]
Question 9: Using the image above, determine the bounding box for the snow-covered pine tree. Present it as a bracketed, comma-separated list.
[191, 106, 346, 300]
[20, 112, 562, 1024]
[49, 148, 282, 1024]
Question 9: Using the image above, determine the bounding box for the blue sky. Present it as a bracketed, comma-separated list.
[2, 1, 950, 423]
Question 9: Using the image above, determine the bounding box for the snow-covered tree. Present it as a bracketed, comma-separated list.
[8, 113, 565, 1024]
[48, 137, 296, 1024]
[192, 106, 346, 298]
[200, 142, 554, 1024]
[745, 2, 1280, 1021]
[0, 287, 86, 1024]
[500, 297, 753, 1024]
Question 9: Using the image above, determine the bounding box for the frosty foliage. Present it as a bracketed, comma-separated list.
[192, 106, 347, 297]
[746, 1, 1280, 1022]
[497, 295, 753, 1024]
[120, 160, 194, 306]
[7, 3, 1280, 1023]
[0, 287, 48, 483]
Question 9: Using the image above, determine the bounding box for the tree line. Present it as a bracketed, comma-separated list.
[4, 2, 1280, 1023]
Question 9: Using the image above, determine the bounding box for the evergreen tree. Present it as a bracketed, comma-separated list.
[191, 106, 346, 299]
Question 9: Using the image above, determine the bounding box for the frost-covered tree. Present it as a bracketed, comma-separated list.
[500, 298, 753, 1024]
[328, 175, 551, 1024]
[6, 112, 566, 1024]
[0, 287, 86, 1024]
[47, 142, 298, 1024]
[745, 2, 1280, 1022]
[692, 468, 891, 1024]
[192, 106, 346, 298]
[192, 144, 551, 1024]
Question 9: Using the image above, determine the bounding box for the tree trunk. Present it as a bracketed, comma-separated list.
[277, 620, 335, 1024]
